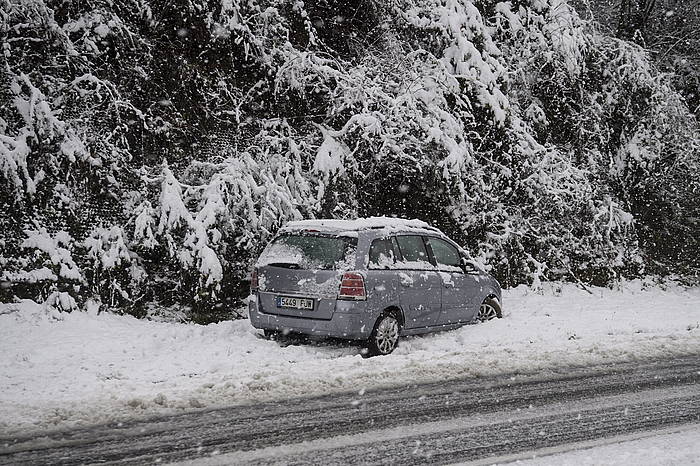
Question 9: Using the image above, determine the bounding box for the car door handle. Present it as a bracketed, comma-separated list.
[438, 272, 455, 288]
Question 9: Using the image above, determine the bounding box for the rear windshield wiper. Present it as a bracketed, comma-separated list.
[266, 262, 302, 269]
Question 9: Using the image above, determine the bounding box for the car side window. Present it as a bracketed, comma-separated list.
[426, 237, 462, 271]
[395, 235, 433, 269]
[368, 237, 396, 269]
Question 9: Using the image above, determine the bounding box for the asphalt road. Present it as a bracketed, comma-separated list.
[1, 355, 699, 465]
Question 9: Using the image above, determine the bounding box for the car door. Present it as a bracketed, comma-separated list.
[365, 236, 400, 310]
[425, 236, 481, 324]
[394, 235, 443, 329]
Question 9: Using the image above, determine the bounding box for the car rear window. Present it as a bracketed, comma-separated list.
[257, 233, 357, 270]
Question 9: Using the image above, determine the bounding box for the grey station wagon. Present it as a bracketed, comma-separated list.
[249, 217, 502, 356]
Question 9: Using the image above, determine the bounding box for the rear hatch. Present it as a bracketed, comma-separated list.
[255, 232, 357, 320]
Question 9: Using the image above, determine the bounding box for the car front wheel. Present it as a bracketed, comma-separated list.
[477, 297, 502, 322]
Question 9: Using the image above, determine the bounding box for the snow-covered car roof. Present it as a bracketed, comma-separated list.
[280, 217, 443, 236]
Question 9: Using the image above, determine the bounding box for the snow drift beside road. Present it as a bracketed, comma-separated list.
[1, 281, 699, 435]
[502, 425, 700, 466]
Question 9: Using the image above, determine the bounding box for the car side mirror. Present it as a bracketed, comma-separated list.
[460, 257, 480, 274]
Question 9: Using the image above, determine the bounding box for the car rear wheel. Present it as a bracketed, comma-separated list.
[477, 297, 502, 322]
[365, 312, 400, 357]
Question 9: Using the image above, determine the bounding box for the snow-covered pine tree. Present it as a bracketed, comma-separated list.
[2, 0, 698, 316]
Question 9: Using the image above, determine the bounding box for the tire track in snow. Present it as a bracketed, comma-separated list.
[1, 355, 699, 465]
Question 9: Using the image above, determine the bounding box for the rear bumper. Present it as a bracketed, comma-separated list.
[248, 295, 373, 340]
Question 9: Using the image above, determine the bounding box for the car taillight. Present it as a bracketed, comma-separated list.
[250, 268, 259, 292]
[338, 272, 366, 300]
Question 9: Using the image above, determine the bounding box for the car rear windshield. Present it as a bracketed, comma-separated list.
[257, 233, 357, 270]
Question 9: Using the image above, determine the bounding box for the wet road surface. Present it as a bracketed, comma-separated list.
[1, 354, 699, 465]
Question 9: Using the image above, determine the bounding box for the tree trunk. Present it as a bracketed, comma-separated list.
[617, 0, 657, 42]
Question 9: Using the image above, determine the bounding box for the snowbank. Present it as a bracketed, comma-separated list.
[502, 425, 700, 466]
[1, 281, 699, 435]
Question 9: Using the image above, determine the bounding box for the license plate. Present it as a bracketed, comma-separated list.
[276, 296, 314, 310]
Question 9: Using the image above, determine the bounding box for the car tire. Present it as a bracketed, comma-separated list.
[263, 329, 281, 340]
[477, 297, 502, 322]
[364, 312, 401, 357]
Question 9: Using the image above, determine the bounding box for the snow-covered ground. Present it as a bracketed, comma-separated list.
[1, 281, 699, 435]
[501, 425, 700, 466]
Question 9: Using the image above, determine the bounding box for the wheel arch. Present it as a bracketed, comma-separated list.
[479, 291, 503, 320]
[380, 305, 405, 329]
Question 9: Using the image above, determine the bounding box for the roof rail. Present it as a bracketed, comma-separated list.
[282, 217, 443, 234]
